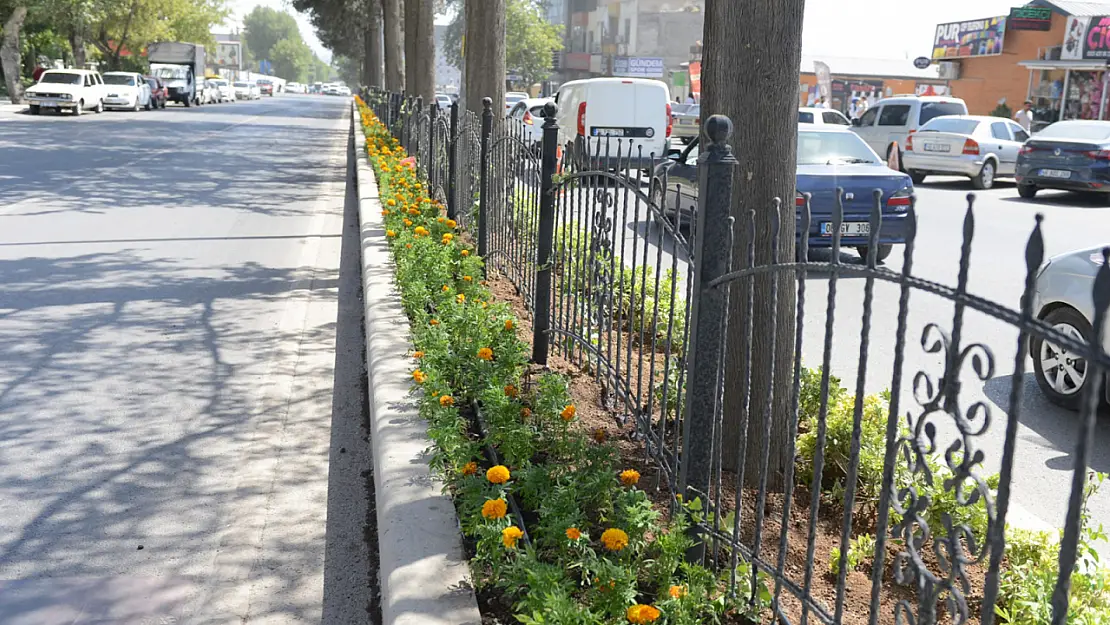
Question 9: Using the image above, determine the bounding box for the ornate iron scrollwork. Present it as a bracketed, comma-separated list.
[588, 188, 615, 335]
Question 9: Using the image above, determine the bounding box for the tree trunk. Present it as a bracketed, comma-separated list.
[703, 0, 804, 489]
[1, 6, 28, 104]
[403, 0, 415, 94]
[364, 0, 383, 88]
[69, 22, 87, 68]
[409, 0, 434, 102]
[464, 0, 505, 116]
[382, 0, 404, 91]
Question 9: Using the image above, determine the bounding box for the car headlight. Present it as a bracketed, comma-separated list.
[62, 94, 73, 100]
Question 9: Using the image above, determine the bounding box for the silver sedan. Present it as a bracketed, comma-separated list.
[1031, 246, 1110, 409]
[903, 115, 1030, 189]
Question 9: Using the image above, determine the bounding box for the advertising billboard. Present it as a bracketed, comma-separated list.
[1062, 15, 1110, 60]
[932, 16, 1007, 59]
[214, 42, 242, 70]
[1009, 6, 1053, 31]
[612, 57, 665, 78]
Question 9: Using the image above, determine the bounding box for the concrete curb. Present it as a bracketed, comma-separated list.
[350, 103, 482, 625]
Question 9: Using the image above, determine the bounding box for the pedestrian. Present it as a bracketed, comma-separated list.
[674, 96, 681, 104]
[32, 65, 45, 82]
[856, 96, 869, 118]
[1014, 100, 1035, 132]
[849, 97, 859, 118]
[685, 93, 696, 105]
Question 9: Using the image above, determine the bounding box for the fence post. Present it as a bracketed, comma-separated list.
[447, 101, 459, 220]
[681, 115, 737, 563]
[478, 97, 494, 259]
[532, 102, 560, 366]
[428, 103, 438, 187]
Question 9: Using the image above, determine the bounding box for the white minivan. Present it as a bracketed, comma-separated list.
[555, 77, 672, 169]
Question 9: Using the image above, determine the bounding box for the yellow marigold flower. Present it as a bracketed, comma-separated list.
[486, 465, 510, 484]
[413, 351, 425, 359]
[477, 347, 493, 361]
[403, 219, 413, 227]
[456, 293, 466, 304]
[565, 527, 581, 541]
[386, 230, 397, 238]
[481, 498, 508, 520]
[442, 285, 451, 292]
[521, 407, 532, 418]
[429, 319, 439, 326]
[412, 369, 427, 384]
[504, 384, 517, 398]
[386, 198, 396, 206]
[439, 395, 454, 407]
[460, 461, 478, 476]
[409, 207, 420, 216]
[463, 275, 473, 282]
[414, 226, 429, 236]
[504, 319, 514, 331]
[600, 528, 629, 552]
[560, 405, 576, 421]
[437, 217, 446, 223]
[442, 233, 454, 243]
[626, 604, 660, 624]
[668, 585, 687, 599]
[502, 526, 523, 548]
[461, 249, 470, 257]
[620, 469, 641, 487]
[446, 219, 457, 229]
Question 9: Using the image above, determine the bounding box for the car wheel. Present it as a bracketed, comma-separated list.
[1018, 183, 1038, 199]
[145, 98, 152, 111]
[29, 104, 40, 115]
[1032, 307, 1095, 410]
[909, 170, 927, 185]
[184, 98, 191, 108]
[972, 160, 996, 190]
[74, 100, 83, 116]
[132, 98, 141, 112]
[857, 244, 893, 263]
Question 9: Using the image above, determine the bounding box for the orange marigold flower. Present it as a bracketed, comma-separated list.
[381, 209, 391, 216]
[437, 217, 446, 223]
[560, 405, 576, 421]
[460, 461, 478, 476]
[386, 199, 396, 206]
[412, 369, 427, 384]
[481, 498, 508, 520]
[504, 384, 518, 398]
[456, 293, 466, 304]
[486, 465, 510, 484]
[463, 275, 473, 282]
[626, 604, 661, 624]
[668, 585, 687, 599]
[442, 233, 454, 244]
[409, 207, 420, 215]
[565, 527, 581, 541]
[439, 395, 454, 407]
[502, 526, 523, 548]
[477, 347, 493, 361]
[600, 528, 629, 552]
[521, 407, 532, 418]
[504, 319, 514, 331]
[405, 243, 412, 249]
[414, 226, 429, 236]
[461, 249, 470, 257]
[620, 469, 641, 487]
[386, 230, 397, 238]
[442, 285, 451, 292]
[403, 218, 413, 227]
[429, 319, 439, 326]
[413, 351, 425, 359]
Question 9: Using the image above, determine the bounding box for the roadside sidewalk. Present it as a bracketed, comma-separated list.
[0, 102, 28, 117]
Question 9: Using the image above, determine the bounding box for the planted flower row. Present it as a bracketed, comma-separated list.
[355, 96, 767, 624]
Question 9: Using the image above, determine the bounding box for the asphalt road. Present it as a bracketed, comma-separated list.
[0, 95, 373, 623]
[591, 172, 1110, 552]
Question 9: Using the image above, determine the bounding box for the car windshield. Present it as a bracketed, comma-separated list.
[799, 111, 815, 123]
[1036, 121, 1110, 141]
[145, 78, 159, 88]
[797, 131, 881, 165]
[103, 75, 136, 86]
[918, 101, 967, 125]
[155, 67, 188, 80]
[212, 80, 227, 86]
[506, 95, 525, 104]
[40, 72, 82, 85]
[919, 118, 980, 134]
[234, 82, 248, 87]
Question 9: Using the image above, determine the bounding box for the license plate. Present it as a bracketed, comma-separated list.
[109, 93, 119, 97]
[923, 143, 951, 153]
[820, 222, 871, 236]
[1040, 168, 1072, 179]
[591, 127, 626, 137]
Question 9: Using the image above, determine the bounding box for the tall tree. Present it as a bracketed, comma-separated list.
[444, 0, 559, 92]
[463, 0, 504, 115]
[408, 0, 432, 101]
[702, 0, 805, 488]
[363, 0, 381, 87]
[242, 5, 299, 67]
[381, 0, 402, 90]
[1, 4, 28, 103]
[270, 35, 312, 80]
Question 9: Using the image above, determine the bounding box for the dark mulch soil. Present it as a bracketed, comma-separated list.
[476, 269, 987, 624]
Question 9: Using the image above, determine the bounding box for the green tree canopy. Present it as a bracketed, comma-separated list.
[269, 35, 311, 81]
[242, 5, 299, 65]
[444, 0, 560, 88]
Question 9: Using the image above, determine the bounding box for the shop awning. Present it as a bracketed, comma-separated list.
[1019, 59, 1109, 70]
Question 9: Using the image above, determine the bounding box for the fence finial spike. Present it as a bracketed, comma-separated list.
[482, 97, 492, 110]
[705, 114, 732, 146]
[542, 101, 557, 119]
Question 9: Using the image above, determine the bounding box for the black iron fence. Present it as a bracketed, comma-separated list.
[362, 88, 1110, 625]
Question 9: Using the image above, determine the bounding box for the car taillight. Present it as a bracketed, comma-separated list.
[887, 190, 912, 212]
[1019, 145, 1035, 156]
[905, 134, 914, 152]
[962, 139, 980, 155]
[1087, 149, 1110, 160]
[666, 102, 673, 138]
[523, 111, 533, 125]
[577, 101, 587, 136]
[795, 193, 807, 208]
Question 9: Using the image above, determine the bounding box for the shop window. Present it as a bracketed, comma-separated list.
[991, 122, 1012, 141]
[878, 105, 910, 126]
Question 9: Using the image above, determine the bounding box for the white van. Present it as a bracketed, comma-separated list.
[851, 94, 968, 162]
[554, 77, 672, 169]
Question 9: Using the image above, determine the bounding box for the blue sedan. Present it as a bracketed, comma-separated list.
[651, 125, 914, 262]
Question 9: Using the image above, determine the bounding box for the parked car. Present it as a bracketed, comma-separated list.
[25, 69, 105, 115]
[145, 75, 168, 109]
[336, 85, 351, 96]
[257, 80, 274, 96]
[555, 77, 673, 170]
[851, 94, 969, 165]
[1030, 245, 1110, 408]
[654, 125, 913, 262]
[436, 93, 452, 110]
[671, 104, 701, 143]
[286, 82, 304, 94]
[203, 80, 221, 104]
[209, 78, 235, 102]
[799, 107, 851, 126]
[101, 71, 152, 111]
[1015, 120, 1110, 201]
[507, 97, 554, 148]
[903, 115, 1030, 189]
[505, 91, 529, 114]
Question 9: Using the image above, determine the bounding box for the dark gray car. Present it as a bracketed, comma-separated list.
[1016, 120, 1110, 201]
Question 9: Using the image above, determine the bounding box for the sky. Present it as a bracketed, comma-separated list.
[220, 0, 1035, 68]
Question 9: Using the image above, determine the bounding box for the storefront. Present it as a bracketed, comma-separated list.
[1014, 14, 1110, 125]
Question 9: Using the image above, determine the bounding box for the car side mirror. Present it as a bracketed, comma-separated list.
[666, 149, 683, 162]
[851, 118, 862, 127]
